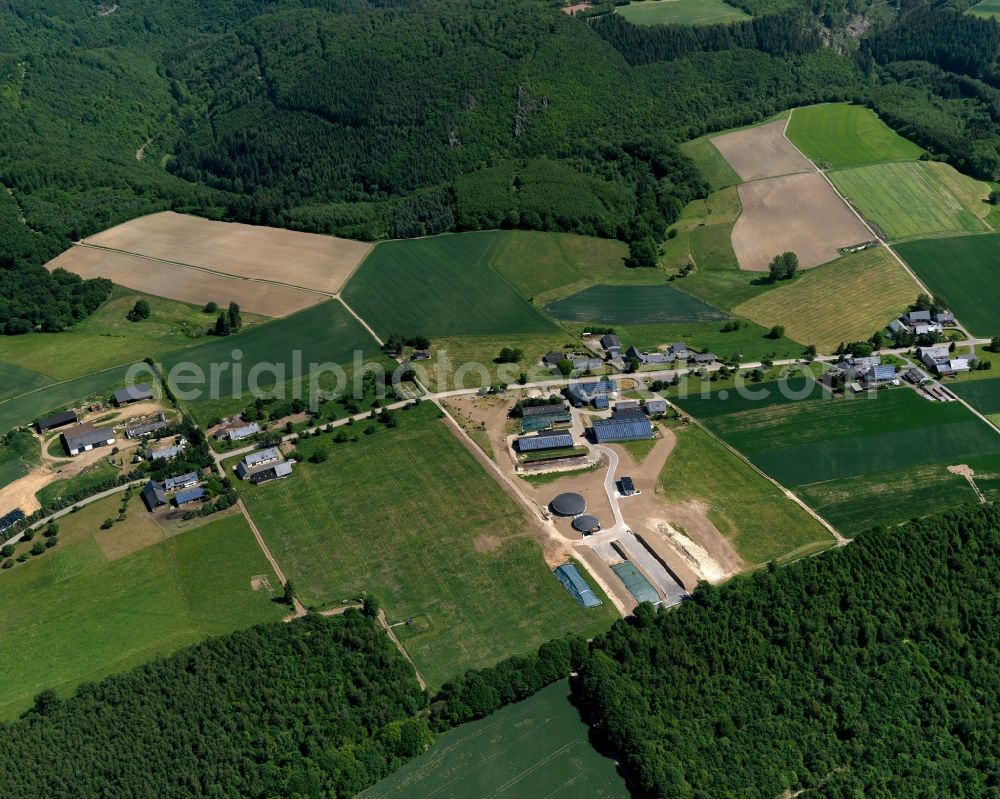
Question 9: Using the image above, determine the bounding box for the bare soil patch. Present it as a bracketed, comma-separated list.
[732, 172, 870, 270]
[95, 513, 164, 561]
[474, 534, 503, 552]
[83, 211, 371, 294]
[711, 119, 813, 182]
[46, 246, 324, 317]
[251, 574, 273, 592]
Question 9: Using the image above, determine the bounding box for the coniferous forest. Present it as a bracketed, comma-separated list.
[4, 0, 1000, 332]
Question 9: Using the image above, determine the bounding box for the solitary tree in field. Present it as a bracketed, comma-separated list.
[214, 312, 231, 336]
[767, 325, 785, 340]
[127, 299, 150, 322]
[282, 580, 296, 606]
[228, 301, 242, 332]
[768, 252, 798, 282]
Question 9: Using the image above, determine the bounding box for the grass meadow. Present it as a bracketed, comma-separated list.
[950, 378, 1000, 416]
[786, 104, 923, 168]
[490, 230, 637, 305]
[733, 246, 919, 352]
[0, 362, 52, 403]
[234, 403, 618, 688]
[677, 384, 1000, 534]
[829, 161, 991, 241]
[895, 233, 1000, 336]
[0, 501, 283, 718]
[342, 232, 559, 338]
[679, 136, 743, 192]
[612, 319, 803, 361]
[545, 283, 728, 325]
[360, 680, 629, 799]
[0, 287, 229, 381]
[967, 0, 1000, 18]
[658, 423, 833, 564]
[618, 0, 749, 26]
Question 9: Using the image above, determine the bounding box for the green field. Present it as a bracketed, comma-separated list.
[545, 284, 728, 325]
[786, 104, 924, 168]
[967, 0, 1000, 18]
[0, 362, 52, 402]
[0, 287, 229, 381]
[689, 221, 740, 271]
[361, 680, 629, 799]
[679, 135, 741, 192]
[235, 403, 618, 687]
[491, 230, 639, 305]
[35, 458, 120, 508]
[658, 423, 833, 564]
[895, 233, 1000, 336]
[343, 233, 559, 338]
[618, 0, 750, 26]
[734, 246, 919, 352]
[160, 299, 387, 417]
[676, 384, 1000, 532]
[612, 319, 803, 361]
[829, 161, 991, 241]
[0, 502, 283, 718]
[950, 377, 1000, 415]
[0, 362, 144, 434]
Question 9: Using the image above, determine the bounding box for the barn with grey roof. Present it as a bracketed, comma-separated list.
[113, 383, 154, 406]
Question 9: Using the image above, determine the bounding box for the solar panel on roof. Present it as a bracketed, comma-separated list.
[516, 432, 573, 452]
[173, 487, 206, 505]
[0, 508, 25, 532]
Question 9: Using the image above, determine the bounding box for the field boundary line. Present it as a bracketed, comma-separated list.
[335, 296, 384, 346]
[73, 242, 334, 299]
[670, 399, 847, 547]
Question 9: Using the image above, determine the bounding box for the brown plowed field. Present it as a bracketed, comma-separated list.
[732, 172, 871, 270]
[711, 119, 813, 182]
[46, 247, 325, 317]
[82, 211, 371, 294]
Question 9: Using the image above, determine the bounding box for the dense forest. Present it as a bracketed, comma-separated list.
[3, 0, 1000, 331]
[578, 503, 1000, 798]
[0, 611, 431, 799]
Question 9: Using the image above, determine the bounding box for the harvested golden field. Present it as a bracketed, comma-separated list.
[733, 246, 919, 352]
[46, 247, 324, 317]
[82, 211, 371, 294]
[732, 172, 871, 271]
[710, 119, 813, 182]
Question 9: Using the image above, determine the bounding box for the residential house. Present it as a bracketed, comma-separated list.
[888, 318, 907, 335]
[236, 447, 282, 479]
[125, 412, 167, 438]
[934, 312, 956, 326]
[644, 398, 668, 416]
[904, 310, 932, 325]
[164, 472, 199, 491]
[248, 462, 294, 484]
[148, 441, 187, 461]
[217, 422, 260, 441]
[692, 352, 718, 365]
[668, 342, 689, 359]
[615, 400, 640, 412]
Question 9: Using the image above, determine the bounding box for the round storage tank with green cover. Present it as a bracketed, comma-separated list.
[572, 515, 601, 534]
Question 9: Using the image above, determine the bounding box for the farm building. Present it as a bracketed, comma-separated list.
[566, 379, 616, 407]
[611, 561, 661, 606]
[62, 423, 115, 456]
[593, 395, 610, 410]
[173, 487, 206, 506]
[692, 352, 718, 365]
[571, 514, 602, 534]
[148, 441, 187, 461]
[920, 346, 970, 376]
[164, 472, 199, 491]
[553, 563, 602, 608]
[515, 430, 574, 452]
[0, 508, 25, 535]
[126, 413, 167, 438]
[411, 350, 431, 361]
[590, 410, 654, 443]
[113, 384, 154, 406]
[141, 481, 167, 511]
[248, 462, 293, 484]
[236, 447, 281, 479]
[573, 356, 603, 371]
[600, 334, 621, 352]
[216, 422, 260, 441]
[520, 403, 571, 432]
[645, 398, 667, 416]
[935, 312, 956, 325]
[615, 400, 639, 412]
[542, 352, 565, 367]
[905, 310, 931, 325]
[619, 476, 636, 496]
[668, 342, 689, 359]
[888, 318, 907, 335]
[904, 367, 931, 385]
[863, 365, 897, 386]
[551, 492, 586, 517]
[35, 410, 78, 434]
[624, 345, 674, 366]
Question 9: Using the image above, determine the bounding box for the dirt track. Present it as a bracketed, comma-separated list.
[46, 246, 325, 317]
[732, 172, 871, 270]
[711, 119, 813, 182]
[83, 211, 371, 294]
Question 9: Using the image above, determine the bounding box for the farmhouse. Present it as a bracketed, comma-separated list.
[600, 334, 621, 354]
[164, 472, 199, 491]
[248, 462, 293, 484]
[668, 342, 689, 359]
[141, 481, 167, 511]
[515, 430, 574, 452]
[904, 310, 932, 325]
[935, 312, 956, 325]
[173, 487, 206, 506]
[566, 379, 616, 407]
[148, 440, 187, 461]
[624, 345, 675, 366]
[236, 447, 281, 479]
[615, 400, 640, 412]
[113, 384, 154, 406]
[126, 413, 167, 438]
[645, 398, 668, 416]
[888, 318, 907, 335]
[35, 410, 77, 434]
[62, 423, 115, 456]
[553, 563, 602, 608]
[692, 352, 718, 365]
[590, 409, 654, 443]
[919, 346, 970, 376]
[216, 422, 261, 441]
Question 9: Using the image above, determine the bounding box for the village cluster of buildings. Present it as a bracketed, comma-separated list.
[142, 471, 205, 511]
[888, 309, 955, 338]
[234, 447, 294, 484]
[543, 335, 716, 376]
